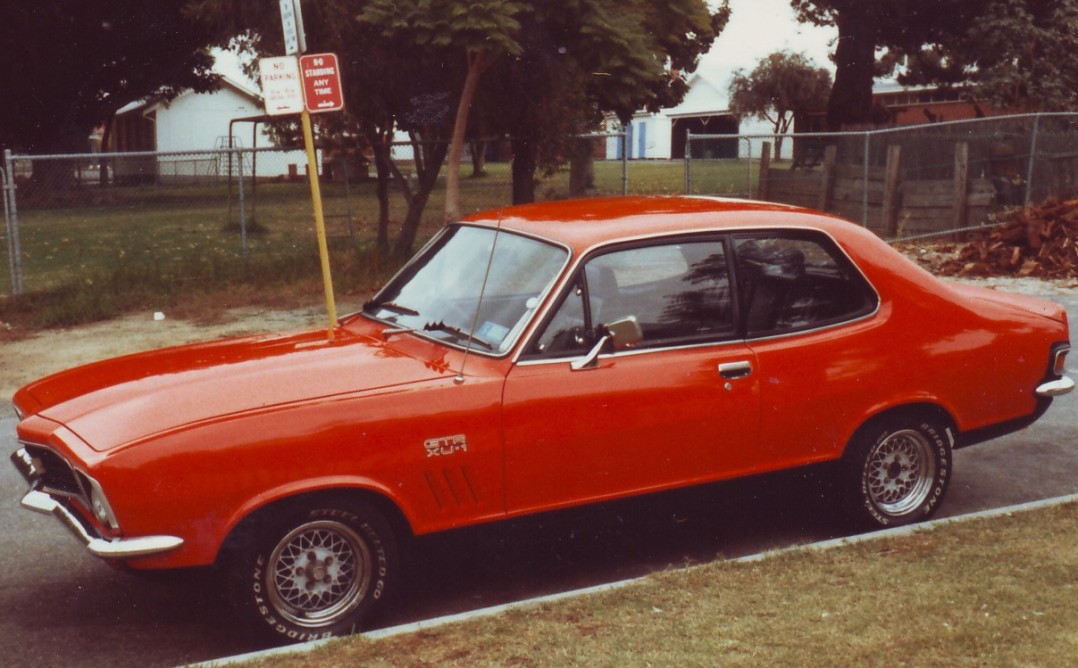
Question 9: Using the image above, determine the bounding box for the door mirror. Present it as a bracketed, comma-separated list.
[604, 316, 643, 350]
[570, 316, 642, 371]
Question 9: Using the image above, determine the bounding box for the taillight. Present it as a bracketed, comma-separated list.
[1053, 345, 1070, 377]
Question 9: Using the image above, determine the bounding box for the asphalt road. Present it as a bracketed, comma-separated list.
[2, 292, 1075, 667]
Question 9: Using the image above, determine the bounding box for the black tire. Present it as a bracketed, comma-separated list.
[843, 415, 952, 528]
[228, 502, 398, 644]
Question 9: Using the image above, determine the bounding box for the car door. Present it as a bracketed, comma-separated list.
[733, 231, 882, 467]
[502, 237, 762, 515]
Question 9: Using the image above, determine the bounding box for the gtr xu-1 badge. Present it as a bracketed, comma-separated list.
[424, 434, 467, 458]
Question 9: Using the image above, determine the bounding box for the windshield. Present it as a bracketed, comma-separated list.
[363, 225, 569, 355]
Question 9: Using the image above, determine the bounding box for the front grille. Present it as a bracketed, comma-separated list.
[20, 443, 89, 504]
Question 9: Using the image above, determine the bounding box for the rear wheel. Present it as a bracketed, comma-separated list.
[228, 503, 397, 643]
[844, 415, 952, 528]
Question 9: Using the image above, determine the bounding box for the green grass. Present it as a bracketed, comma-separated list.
[0, 159, 760, 327]
[242, 502, 1078, 667]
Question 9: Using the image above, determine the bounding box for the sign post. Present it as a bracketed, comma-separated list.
[263, 0, 345, 342]
[299, 108, 338, 340]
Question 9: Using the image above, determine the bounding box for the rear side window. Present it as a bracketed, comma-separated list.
[734, 232, 877, 337]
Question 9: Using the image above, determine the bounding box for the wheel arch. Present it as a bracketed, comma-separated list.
[214, 485, 414, 566]
[842, 402, 957, 460]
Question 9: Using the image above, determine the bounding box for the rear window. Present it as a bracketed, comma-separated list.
[734, 232, 877, 337]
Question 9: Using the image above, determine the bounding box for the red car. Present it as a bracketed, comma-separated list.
[11, 197, 1072, 642]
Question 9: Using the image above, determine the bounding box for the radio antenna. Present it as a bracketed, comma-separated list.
[455, 212, 503, 384]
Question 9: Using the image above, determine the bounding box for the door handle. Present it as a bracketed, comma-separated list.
[718, 360, 753, 379]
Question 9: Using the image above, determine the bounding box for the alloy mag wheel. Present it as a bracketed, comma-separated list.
[230, 504, 397, 643]
[863, 428, 937, 517]
[846, 416, 951, 528]
[265, 519, 372, 628]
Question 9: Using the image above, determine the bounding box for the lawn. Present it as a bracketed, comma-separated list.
[0, 159, 759, 327]
[239, 501, 1077, 667]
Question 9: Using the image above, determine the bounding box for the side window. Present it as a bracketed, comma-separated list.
[531, 280, 588, 357]
[527, 239, 734, 358]
[734, 233, 877, 337]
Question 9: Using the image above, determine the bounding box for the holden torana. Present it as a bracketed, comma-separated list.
[11, 196, 1072, 642]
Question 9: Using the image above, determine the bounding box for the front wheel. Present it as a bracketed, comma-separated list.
[228, 503, 398, 643]
[843, 416, 952, 528]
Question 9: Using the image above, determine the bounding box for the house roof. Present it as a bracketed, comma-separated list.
[663, 70, 732, 119]
[114, 74, 260, 117]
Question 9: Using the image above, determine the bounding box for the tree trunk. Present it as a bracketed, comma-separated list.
[369, 135, 393, 255]
[394, 140, 449, 257]
[98, 119, 113, 186]
[827, 5, 878, 130]
[568, 138, 595, 197]
[511, 137, 537, 205]
[445, 50, 499, 225]
[470, 139, 487, 177]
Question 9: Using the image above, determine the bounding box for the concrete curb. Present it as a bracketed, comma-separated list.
[189, 493, 1078, 667]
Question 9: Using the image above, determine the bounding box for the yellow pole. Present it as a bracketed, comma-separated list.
[300, 108, 338, 341]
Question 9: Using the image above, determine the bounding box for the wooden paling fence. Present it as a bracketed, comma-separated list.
[759, 142, 995, 239]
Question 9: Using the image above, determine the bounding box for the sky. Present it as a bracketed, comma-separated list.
[699, 0, 837, 87]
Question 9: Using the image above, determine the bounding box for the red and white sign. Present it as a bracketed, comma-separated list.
[299, 53, 345, 113]
[259, 56, 304, 116]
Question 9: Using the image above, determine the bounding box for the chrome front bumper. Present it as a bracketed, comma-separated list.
[11, 448, 183, 560]
[1036, 375, 1075, 398]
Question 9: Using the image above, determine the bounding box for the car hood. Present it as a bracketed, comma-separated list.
[16, 328, 451, 452]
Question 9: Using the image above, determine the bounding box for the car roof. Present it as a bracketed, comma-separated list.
[461, 196, 856, 253]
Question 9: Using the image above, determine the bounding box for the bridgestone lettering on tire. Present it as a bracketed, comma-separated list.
[845, 416, 952, 528]
[230, 504, 397, 643]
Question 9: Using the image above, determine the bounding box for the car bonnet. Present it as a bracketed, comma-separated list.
[16, 328, 450, 452]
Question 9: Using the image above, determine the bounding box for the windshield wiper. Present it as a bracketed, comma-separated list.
[423, 321, 494, 350]
[366, 300, 420, 316]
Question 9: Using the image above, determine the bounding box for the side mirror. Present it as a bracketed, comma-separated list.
[604, 316, 643, 350]
[570, 316, 642, 370]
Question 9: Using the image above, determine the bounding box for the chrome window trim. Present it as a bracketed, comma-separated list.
[515, 336, 750, 367]
[512, 224, 883, 365]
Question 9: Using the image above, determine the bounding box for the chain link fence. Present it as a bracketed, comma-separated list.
[686, 113, 1078, 240]
[6, 116, 1078, 299]
[1, 134, 641, 297]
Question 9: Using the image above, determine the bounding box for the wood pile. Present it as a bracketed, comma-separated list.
[942, 199, 1078, 279]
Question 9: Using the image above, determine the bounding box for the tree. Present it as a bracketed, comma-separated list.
[191, 0, 465, 256]
[477, 0, 730, 204]
[192, 0, 726, 253]
[357, 0, 527, 224]
[790, 1, 978, 129]
[0, 2, 217, 156]
[903, 0, 1078, 112]
[728, 52, 830, 158]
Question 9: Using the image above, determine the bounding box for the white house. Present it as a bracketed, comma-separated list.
[110, 56, 311, 182]
[606, 70, 794, 160]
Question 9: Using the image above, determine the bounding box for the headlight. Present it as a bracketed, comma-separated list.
[84, 474, 120, 531]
